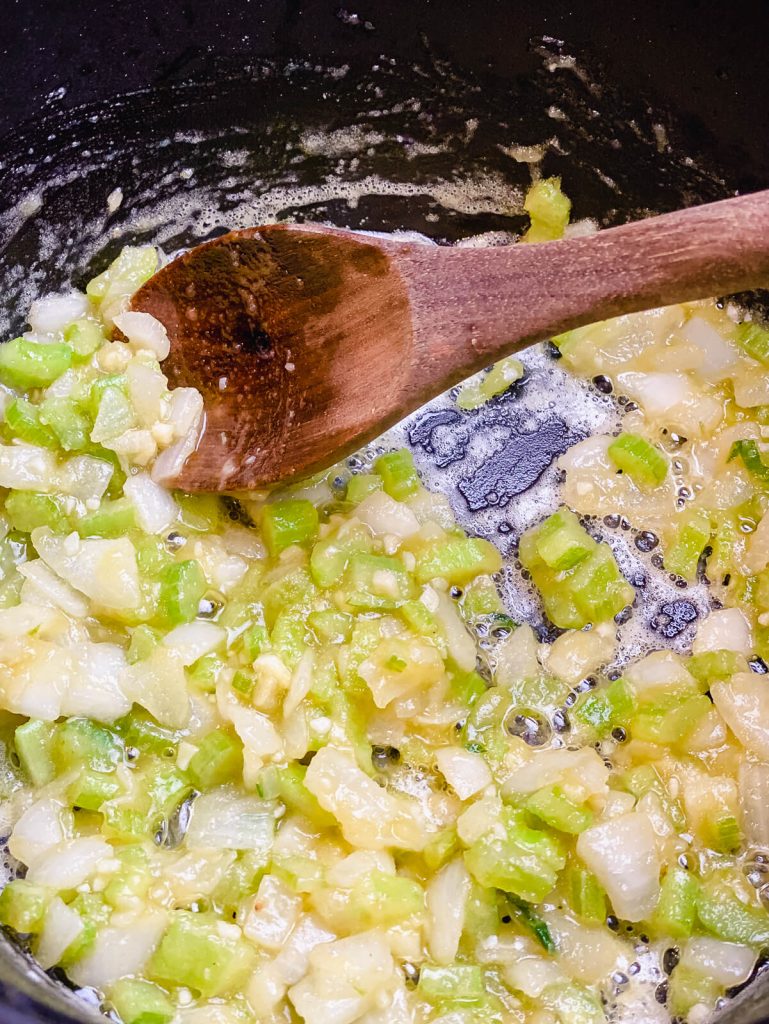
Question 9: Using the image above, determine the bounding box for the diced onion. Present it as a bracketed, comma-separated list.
[151, 388, 204, 485]
[18, 560, 89, 618]
[68, 912, 168, 989]
[434, 592, 477, 672]
[124, 471, 178, 533]
[243, 874, 302, 951]
[680, 317, 737, 379]
[712, 673, 769, 760]
[692, 608, 752, 656]
[36, 897, 85, 970]
[544, 623, 616, 685]
[355, 491, 420, 539]
[623, 649, 696, 696]
[58, 454, 113, 503]
[32, 528, 140, 612]
[495, 625, 540, 687]
[503, 747, 609, 801]
[681, 937, 755, 987]
[26, 836, 112, 888]
[9, 796, 71, 866]
[576, 812, 660, 921]
[113, 311, 171, 360]
[435, 747, 492, 800]
[28, 293, 89, 335]
[0, 445, 59, 491]
[121, 646, 190, 728]
[162, 621, 225, 666]
[186, 786, 276, 852]
[425, 857, 470, 964]
[739, 761, 769, 850]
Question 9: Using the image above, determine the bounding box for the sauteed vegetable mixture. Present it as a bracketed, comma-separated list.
[1, 185, 769, 1024]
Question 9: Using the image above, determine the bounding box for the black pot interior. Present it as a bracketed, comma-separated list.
[1, 1, 769, 1021]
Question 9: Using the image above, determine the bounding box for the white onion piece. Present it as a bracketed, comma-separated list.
[121, 646, 190, 728]
[425, 857, 470, 965]
[435, 747, 491, 800]
[576, 812, 660, 921]
[162, 621, 225, 666]
[186, 786, 275, 852]
[59, 454, 113, 503]
[284, 650, 315, 718]
[326, 851, 395, 888]
[504, 957, 565, 998]
[746, 512, 769, 574]
[434, 592, 476, 672]
[243, 874, 303, 951]
[113, 311, 171, 360]
[681, 937, 755, 987]
[36, 897, 85, 970]
[739, 761, 769, 850]
[542, 908, 628, 985]
[692, 608, 752, 656]
[32, 528, 140, 612]
[61, 641, 131, 722]
[126, 360, 168, 427]
[355, 491, 420, 539]
[0, 445, 59, 491]
[124, 472, 178, 533]
[712, 673, 769, 760]
[18, 561, 88, 618]
[623, 649, 696, 696]
[151, 388, 204, 486]
[27, 836, 111, 888]
[495, 625, 540, 687]
[0, 603, 60, 641]
[681, 317, 737, 378]
[272, 914, 336, 986]
[68, 912, 168, 989]
[544, 623, 616, 685]
[28, 293, 89, 335]
[503, 747, 609, 800]
[9, 796, 71, 866]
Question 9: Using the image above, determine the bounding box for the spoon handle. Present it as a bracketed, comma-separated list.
[394, 189, 769, 390]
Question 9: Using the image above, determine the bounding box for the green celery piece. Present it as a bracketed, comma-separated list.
[86, 246, 158, 307]
[665, 510, 712, 581]
[158, 559, 206, 625]
[63, 319, 105, 361]
[730, 439, 769, 483]
[60, 892, 110, 966]
[149, 911, 257, 998]
[5, 491, 69, 533]
[53, 718, 122, 773]
[135, 536, 174, 577]
[262, 566, 316, 629]
[399, 599, 442, 643]
[312, 870, 424, 929]
[697, 880, 769, 944]
[574, 678, 635, 738]
[187, 731, 243, 789]
[14, 720, 55, 787]
[423, 828, 460, 872]
[271, 763, 336, 828]
[464, 807, 566, 902]
[76, 496, 137, 538]
[688, 649, 748, 684]
[345, 473, 382, 503]
[450, 668, 487, 707]
[567, 864, 607, 924]
[39, 397, 91, 451]
[534, 508, 593, 571]
[310, 521, 372, 588]
[630, 693, 710, 745]
[102, 802, 150, 841]
[418, 964, 484, 1005]
[127, 624, 162, 664]
[735, 321, 769, 366]
[262, 499, 319, 556]
[457, 356, 524, 410]
[272, 853, 325, 894]
[231, 669, 255, 698]
[608, 432, 668, 487]
[415, 537, 502, 586]
[4, 397, 58, 448]
[211, 850, 270, 917]
[707, 814, 743, 855]
[461, 688, 511, 766]
[522, 177, 571, 243]
[114, 708, 180, 757]
[374, 448, 421, 499]
[307, 609, 352, 644]
[504, 894, 555, 952]
[175, 492, 221, 532]
[69, 769, 121, 811]
[271, 608, 307, 669]
[236, 622, 269, 662]
[0, 338, 72, 389]
[108, 978, 174, 1024]
[621, 764, 686, 831]
[103, 853, 151, 909]
[461, 576, 505, 619]
[91, 384, 136, 442]
[342, 551, 416, 610]
[0, 879, 49, 933]
[526, 784, 593, 834]
[668, 965, 720, 1019]
[145, 763, 192, 819]
[570, 545, 635, 624]
[651, 867, 699, 939]
[87, 374, 128, 418]
[541, 981, 604, 1024]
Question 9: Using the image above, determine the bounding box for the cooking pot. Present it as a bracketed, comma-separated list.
[1, 1, 769, 1021]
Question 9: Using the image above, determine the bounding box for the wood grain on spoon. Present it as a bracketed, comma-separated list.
[131, 190, 769, 491]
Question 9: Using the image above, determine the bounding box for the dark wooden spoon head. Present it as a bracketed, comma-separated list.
[131, 225, 412, 490]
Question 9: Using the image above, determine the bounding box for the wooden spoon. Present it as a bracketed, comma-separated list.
[131, 190, 769, 491]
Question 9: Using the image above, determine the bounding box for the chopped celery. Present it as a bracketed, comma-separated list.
[312, 870, 424, 929]
[262, 499, 319, 556]
[345, 473, 382, 503]
[187, 731, 243, 789]
[415, 537, 502, 586]
[270, 608, 307, 668]
[696, 880, 769, 944]
[4, 397, 58, 448]
[76, 496, 137, 538]
[310, 522, 371, 588]
[608, 432, 668, 487]
[450, 668, 487, 706]
[211, 851, 269, 917]
[541, 981, 604, 1024]
[650, 867, 698, 939]
[534, 507, 593, 571]
[158, 560, 206, 625]
[69, 769, 121, 811]
[149, 912, 257, 998]
[308, 608, 352, 644]
[114, 708, 180, 757]
[688, 649, 748, 684]
[108, 978, 174, 1024]
[102, 803, 149, 841]
[231, 669, 255, 698]
[5, 491, 69, 533]
[567, 864, 607, 924]
[709, 814, 742, 854]
[423, 828, 460, 871]
[127, 624, 162, 664]
[272, 853, 325, 894]
[735, 321, 769, 366]
[457, 356, 524, 410]
[145, 763, 192, 819]
[342, 551, 416, 610]
[630, 692, 710, 745]
[668, 965, 720, 1019]
[53, 718, 122, 773]
[461, 576, 505, 619]
[175, 492, 221, 533]
[526, 784, 593, 834]
[238, 623, 269, 662]
[39, 397, 91, 451]
[730, 438, 769, 483]
[87, 374, 129, 418]
[621, 764, 686, 831]
[504, 894, 555, 952]
[60, 892, 110, 966]
[0, 879, 49, 933]
[464, 807, 565, 902]
[374, 449, 421, 500]
[135, 536, 174, 577]
[86, 246, 158, 309]
[63, 318, 105, 361]
[664, 510, 712, 581]
[522, 177, 571, 243]
[14, 719, 55, 786]
[574, 677, 635, 738]
[417, 964, 484, 1004]
[267, 763, 336, 828]
[0, 338, 72, 389]
[399, 599, 442, 642]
